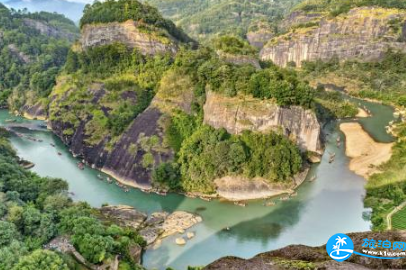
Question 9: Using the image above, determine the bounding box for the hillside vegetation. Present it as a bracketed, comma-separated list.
[142, 0, 301, 41]
[80, 0, 193, 43]
[295, 0, 406, 16]
[0, 129, 146, 269]
[0, 4, 78, 111]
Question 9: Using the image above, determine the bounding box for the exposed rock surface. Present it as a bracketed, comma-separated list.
[22, 102, 47, 120]
[261, 7, 406, 67]
[23, 18, 77, 41]
[217, 52, 261, 69]
[81, 20, 178, 55]
[49, 80, 173, 189]
[99, 205, 202, 248]
[203, 91, 322, 153]
[204, 231, 406, 270]
[7, 44, 31, 63]
[100, 205, 148, 229]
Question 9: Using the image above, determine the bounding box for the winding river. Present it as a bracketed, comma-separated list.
[0, 98, 396, 270]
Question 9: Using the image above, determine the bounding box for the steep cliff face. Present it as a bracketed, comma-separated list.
[23, 18, 77, 41]
[81, 20, 179, 55]
[49, 81, 173, 189]
[261, 7, 406, 67]
[203, 91, 322, 153]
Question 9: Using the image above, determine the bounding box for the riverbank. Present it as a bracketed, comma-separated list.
[340, 122, 393, 179]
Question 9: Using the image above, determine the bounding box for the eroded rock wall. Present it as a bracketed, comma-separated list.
[203, 91, 322, 153]
[260, 7, 406, 67]
[81, 20, 178, 55]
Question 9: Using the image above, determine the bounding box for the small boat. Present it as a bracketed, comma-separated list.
[280, 196, 290, 201]
[124, 188, 129, 193]
[233, 202, 246, 207]
[38, 139, 43, 142]
[336, 137, 341, 143]
[264, 201, 275, 207]
[290, 192, 298, 197]
[5, 119, 16, 123]
[50, 143, 55, 147]
[57, 152, 62, 156]
[106, 177, 112, 183]
[201, 197, 211, 202]
[77, 162, 85, 170]
[329, 152, 336, 163]
[309, 175, 317, 182]
[97, 174, 103, 180]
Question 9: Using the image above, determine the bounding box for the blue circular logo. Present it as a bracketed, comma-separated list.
[326, 233, 354, 262]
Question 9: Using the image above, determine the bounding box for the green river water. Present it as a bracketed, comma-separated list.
[0, 99, 396, 270]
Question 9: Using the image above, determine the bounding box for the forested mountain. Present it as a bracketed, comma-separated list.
[1, 0, 85, 22]
[0, 4, 78, 113]
[40, 0, 327, 198]
[142, 0, 302, 41]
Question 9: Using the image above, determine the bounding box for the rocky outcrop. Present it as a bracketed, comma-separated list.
[49, 82, 173, 189]
[204, 231, 406, 270]
[81, 20, 178, 55]
[22, 102, 47, 120]
[99, 205, 202, 248]
[23, 18, 77, 41]
[247, 21, 275, 49]
[7, 44, 30, 63]
[203, 91, 322, 153]
[261, 7, 406, 67]
[217, 52, 261, 69]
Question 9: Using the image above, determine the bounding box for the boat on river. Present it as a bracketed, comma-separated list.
[97, 174, 103, 180]
[264, 201, 275, 207]
[5, 119, 16, 123]
[234, 202, 246, 207]
[280, 196, 290, 201]
[309, 175, 317, 182]
[329, 152, 336, 163]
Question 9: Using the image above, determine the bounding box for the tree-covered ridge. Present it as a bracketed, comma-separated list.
[0, 6, 78, 110]
[80, 0, 193, 44]
[295, 0, 406, 16]
[213, 36, 258, 56]
[142, 0, 302, 41]
[0, 129, 146, 269]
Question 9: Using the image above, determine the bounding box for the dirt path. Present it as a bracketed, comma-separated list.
[340, 122, 393, 179]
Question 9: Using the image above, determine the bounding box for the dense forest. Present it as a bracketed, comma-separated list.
[142, 0, 301, 41]
[0, 4, 78, 110]
[80, 0, 193, 44]
[0, 129, 146, 270]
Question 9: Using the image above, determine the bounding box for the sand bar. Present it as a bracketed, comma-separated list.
[340, 122, 393, 179]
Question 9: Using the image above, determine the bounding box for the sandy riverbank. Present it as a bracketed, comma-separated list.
[340, 122, 393, 179]
[356, 108, 369, 118]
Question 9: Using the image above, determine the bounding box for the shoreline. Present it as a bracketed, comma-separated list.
[340, 122, 393, 179]
[11, 109, 313, 202]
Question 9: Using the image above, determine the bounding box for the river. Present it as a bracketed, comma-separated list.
[0, 99, 395, 270]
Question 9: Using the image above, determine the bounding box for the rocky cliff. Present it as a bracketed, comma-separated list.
[80, 20, 179, 55]
[23, 18, 77, 41]
[49, 81, 173, 190]
[260, 7, 406, 67]
[203, 91, 322, 153]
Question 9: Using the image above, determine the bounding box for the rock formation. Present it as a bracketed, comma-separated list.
[203, 91, 322, 153]
[23, 18, 77, 41]
[81, 20, 179, 55]
[260, 7, 406, 67]
[99, 205, 202, 248]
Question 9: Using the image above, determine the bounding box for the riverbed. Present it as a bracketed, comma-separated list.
[0, 99, 395, 270]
